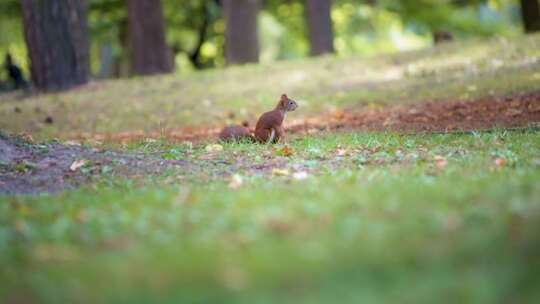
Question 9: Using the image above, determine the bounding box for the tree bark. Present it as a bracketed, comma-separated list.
[223, 0, 260, 65]
[520, 0, 540, 33]
[98, 42, 114, 79]
[21, 0, 90, 91]
[305, 0, 335, 56]
[127, 0, 173, 75]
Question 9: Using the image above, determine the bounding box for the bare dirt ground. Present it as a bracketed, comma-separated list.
[288, 90, 540, 135]
[2, 91, 540, 195]
[72, 91, 540, 143]
[0, 134, 187, 195]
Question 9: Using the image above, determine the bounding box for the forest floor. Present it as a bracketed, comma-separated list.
[1, 89, 540, 195]
[1, 34, 540, 304]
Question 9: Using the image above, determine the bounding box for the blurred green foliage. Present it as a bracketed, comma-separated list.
[0, 0, 524, 77]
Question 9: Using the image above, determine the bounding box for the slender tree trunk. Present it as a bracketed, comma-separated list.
[223, 0, 260, 65]
[21, 0, 90, 91]
[127, 0, 173, 75]
[520, 0, 540, 33]
[305, 0, 335, 56]
[98, 42, 114, 79]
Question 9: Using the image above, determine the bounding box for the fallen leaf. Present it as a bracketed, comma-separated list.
[64, 140, 81, 146]
[434, 155, 447, 169]
[494, 158, 506, 167]
[528, 103, 540, 112]
[275, 146, 294, 157]
[70, 160, 87, 171]
[198, 153, 217, 160]
[292, 171, 309, 180]
[510, 100, 521, 107]
[506, 108, 522, 116]
[87, 139, 103, 146]
[228, 174, 243, 189]
[205, 144, 223, 152]
[272, 168, 290, 176]
[18, 133, 34, 143]
[331, 109, 346, 120]
[336, 149, 348, 156]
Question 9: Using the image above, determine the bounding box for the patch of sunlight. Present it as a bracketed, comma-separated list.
[287, 71, 307, 83]
[213, 19, 225, 33]
[358, 4, 374, 18]
[334, 37, 347, 54]
[175, 53, 195, 75]
[259, 12, 285, 64]
[331, 7, 347, 25]
[201, 42, 217, 58]
[390, 27, 430, 51]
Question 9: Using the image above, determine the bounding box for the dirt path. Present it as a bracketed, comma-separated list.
[0, 134, 188, 195]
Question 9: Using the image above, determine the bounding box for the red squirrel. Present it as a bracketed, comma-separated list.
[219, 121, 254, 142]
[218, 94, 298, 143]
[254, 94, 298, 143]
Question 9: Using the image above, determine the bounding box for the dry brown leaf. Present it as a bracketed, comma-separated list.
[494, 158, 506, 167]
[18, 133, 34, 143]
[331, 109, 346, 120]
[64, 140, 81, 146]
[275, 146, 294, 157]
[528, 103, 540, 112]
[69, 160, 87, 171]
[506, 109, 522, 116]
[336, 149, 348, 156]
[198, 153, 218, 160]
[434, 155, 447, 169]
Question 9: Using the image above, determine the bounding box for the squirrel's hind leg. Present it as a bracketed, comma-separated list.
[266, 129, 276, 144]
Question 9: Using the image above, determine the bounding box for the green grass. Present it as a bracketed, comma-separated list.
[0, 34, 540, 140]
[2, 130, 540, 303]
[2, 33, 540, 303]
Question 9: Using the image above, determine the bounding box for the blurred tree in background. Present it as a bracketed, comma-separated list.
[20, 0, 90, 91]
[127, 0, 173, 75]
[520, 0, 540, 32]
[223, 0, 260, 64]
[305, 0, 335, 55]
[0, 0, 537, 90]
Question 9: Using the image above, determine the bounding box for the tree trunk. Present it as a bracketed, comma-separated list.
[305, 0, 335, 56]
[98, 42, 114, 79]
[127, 0, 173, 75]
[520, 0, 540, 33]
[223, 0, 260, 65]
[21, 0, 90, 91]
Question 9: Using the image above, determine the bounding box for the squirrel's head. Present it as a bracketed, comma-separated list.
[277, 94, 298, 112]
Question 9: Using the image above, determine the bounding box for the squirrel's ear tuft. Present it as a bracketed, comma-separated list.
[281, 94, 288, 100]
